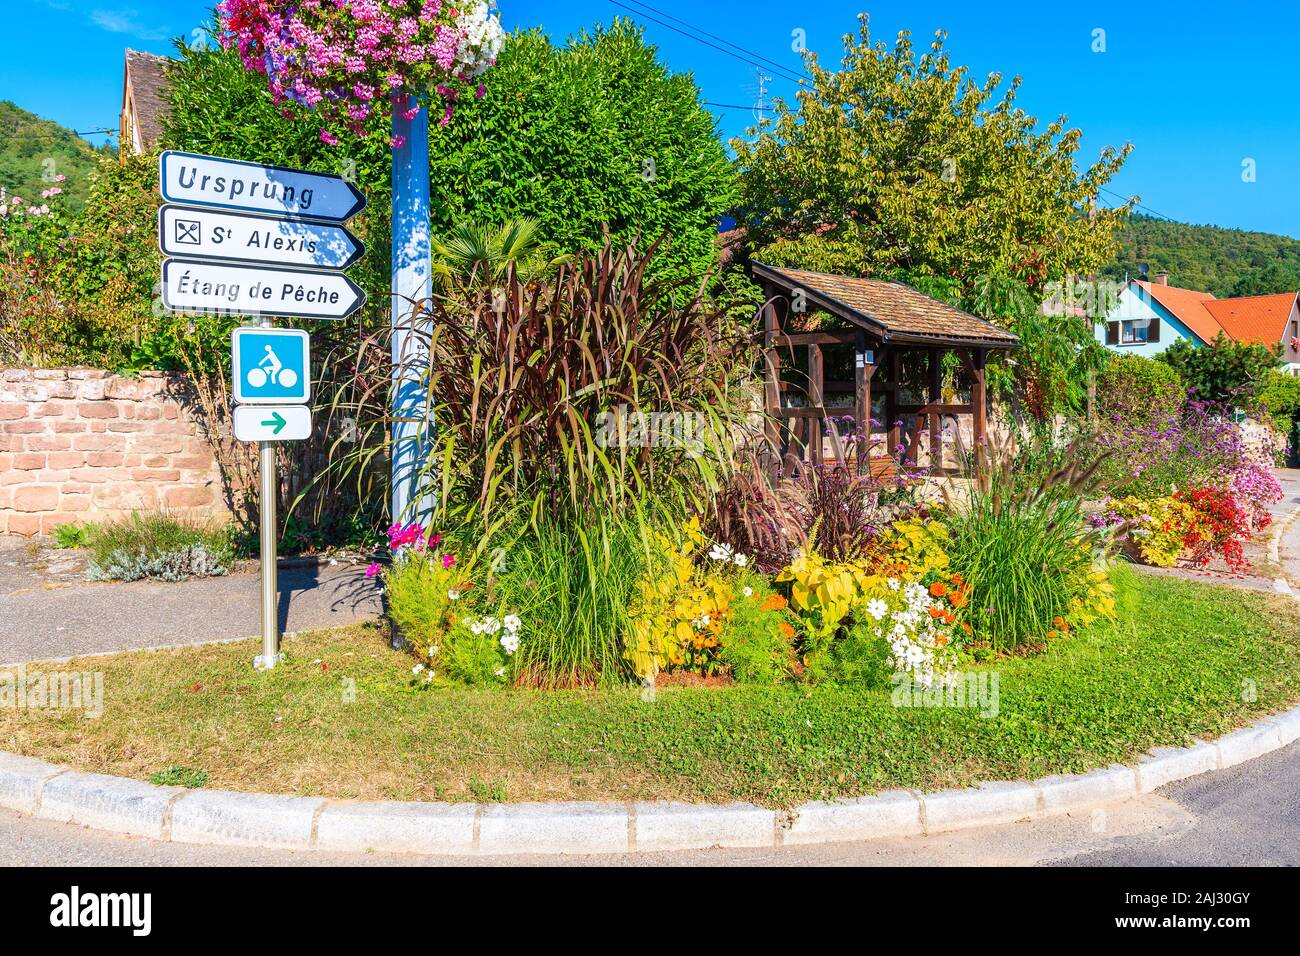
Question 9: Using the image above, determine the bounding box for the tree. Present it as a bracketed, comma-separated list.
[1157, 336, 1281, 405]
[732, 15, 1132, 289]
[428, 21, 734, 281]
[1101, 214, 1300, 298]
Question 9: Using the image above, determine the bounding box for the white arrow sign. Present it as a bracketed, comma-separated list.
[158, 205, 365, 270]
[159, 150, 367, 222]
[233, 404, 312, 442]
[162, 258, 367, 321]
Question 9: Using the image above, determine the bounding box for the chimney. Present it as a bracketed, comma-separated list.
[1152, 271, 1170, 286]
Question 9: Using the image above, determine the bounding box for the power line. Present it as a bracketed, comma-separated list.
[0, 126, 116, 141]
[606, 0, 806, 86]
[613, 0, 807, 84]
[1100, 185, 1176, 223]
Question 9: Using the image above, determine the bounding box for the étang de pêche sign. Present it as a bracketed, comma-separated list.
[162, 259, 366, 321]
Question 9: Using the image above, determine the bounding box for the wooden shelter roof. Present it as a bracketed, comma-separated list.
[753, 263, 1019, 350]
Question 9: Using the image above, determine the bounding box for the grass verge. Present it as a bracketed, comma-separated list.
[3, 574, 1298, 808]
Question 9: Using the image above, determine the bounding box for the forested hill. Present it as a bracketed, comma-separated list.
[1102, 213, 1300, 297]
[0, 101, 110, 213]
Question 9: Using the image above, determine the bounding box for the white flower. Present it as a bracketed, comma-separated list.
[429, 645, 439, 657]
[495, 668, 506, 679]
[708, 543, 734, 562]
[742, 586, 754, 598]
[448, 589, 461, 601]
[887, 578, 901, 591]
[866, 599, 889, 621]
[503, 614, 522, 632]
[412, 663, 425, 674]
[500, 632, 519, 655]
[733, 553, 749, 567]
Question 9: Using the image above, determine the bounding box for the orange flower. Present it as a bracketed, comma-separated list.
[761, 594, 788, 613]
[929, 582, 948, 598]
[1053, 616, 1069, 632]
[928, 607, 944, 619]
[935, 634, 949, 647]
[778, 621, 795, 639]
[960, 622, 972, 633]
[942, 609, 955, 624]
[950, 573, 964, 585]
[1046, 629, 1059, 640]
[949, 591, 968, 609]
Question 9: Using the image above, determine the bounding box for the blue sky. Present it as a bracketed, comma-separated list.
[4, 0, 1299, 238]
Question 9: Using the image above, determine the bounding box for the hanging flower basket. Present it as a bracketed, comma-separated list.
[216, 0, 505, 146]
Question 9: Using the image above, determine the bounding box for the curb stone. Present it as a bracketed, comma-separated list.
[0, 703, 1297, 856]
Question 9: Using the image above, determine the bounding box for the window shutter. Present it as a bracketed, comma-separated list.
[1148, 318, 1160, 344]
[1106, 321, 1120, 345]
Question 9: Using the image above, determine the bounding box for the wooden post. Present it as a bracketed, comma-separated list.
[807, 342, 824, 466]
[762, 282, 783, 465]
[887, 349, 901, 459]
[970, 348, 987, 471]
[854, 333, 874, 473]
[928, 349, 943, 474]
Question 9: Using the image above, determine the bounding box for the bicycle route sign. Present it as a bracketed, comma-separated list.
[231, 327, 310, 406]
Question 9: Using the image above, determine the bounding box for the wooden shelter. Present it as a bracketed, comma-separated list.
[753, 263, 1019, 475]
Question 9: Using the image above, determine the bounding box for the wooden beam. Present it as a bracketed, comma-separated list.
[894, 403, 973, 416]
[775, 331, 860, 347]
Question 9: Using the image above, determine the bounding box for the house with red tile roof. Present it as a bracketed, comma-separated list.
[1097, 272, 1300, 374]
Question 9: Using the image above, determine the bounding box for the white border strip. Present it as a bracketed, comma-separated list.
[1, 704, 1296, 856]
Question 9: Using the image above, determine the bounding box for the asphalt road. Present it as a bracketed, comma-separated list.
[0, 550, 381, 665]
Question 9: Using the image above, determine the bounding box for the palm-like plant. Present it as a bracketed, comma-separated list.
[430, 218, 567, 289]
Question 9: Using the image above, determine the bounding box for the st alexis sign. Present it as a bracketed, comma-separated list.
[158, 205, 365, 270]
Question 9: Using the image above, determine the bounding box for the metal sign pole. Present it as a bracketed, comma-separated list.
[258, 315, 279, 668]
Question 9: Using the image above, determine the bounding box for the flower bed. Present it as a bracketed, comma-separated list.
[4, 571, 1299, 807]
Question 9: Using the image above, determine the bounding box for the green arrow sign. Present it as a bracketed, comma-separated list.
[261, 411, 287, 435]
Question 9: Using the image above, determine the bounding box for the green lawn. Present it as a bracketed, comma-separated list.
[4, 572, 1299, 808]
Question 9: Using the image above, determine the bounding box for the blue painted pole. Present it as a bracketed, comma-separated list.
[390, 105, 434, 527]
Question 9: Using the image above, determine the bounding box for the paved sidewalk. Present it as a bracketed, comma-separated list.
[0, 544, 381, 664]
[1275, 468, 1300, 589]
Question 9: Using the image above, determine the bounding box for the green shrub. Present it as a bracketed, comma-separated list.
[84, 512, 234, 582]
[719, 574, 796, 685]
[946, 439, 1113, 650]
[439, 619, 510, 686]
[52, 523, 91, 549]
[825, 618, 894, 687]
[490, 512, 662, 687]
[1255, 369, 1300, 435]
[1157, 335, 1280, 405]
[1097, 353, 1184, 423]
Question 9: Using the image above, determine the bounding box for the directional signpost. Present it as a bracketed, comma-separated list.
[159, 206, 365, 270]
[157, 150, 367, 670]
